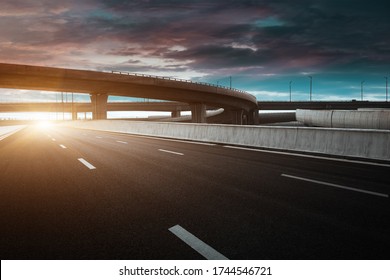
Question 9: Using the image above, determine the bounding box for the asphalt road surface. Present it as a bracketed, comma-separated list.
[0, 124, 389, 260]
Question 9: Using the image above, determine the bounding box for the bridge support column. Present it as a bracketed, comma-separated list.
[248, 109, 259, 125]
[190, 103, 206, 123]
[230, 109, 244, 125]
[171, 110, 181, 118]
[90, 93, 108, 120]
[72, 110, 78, 121]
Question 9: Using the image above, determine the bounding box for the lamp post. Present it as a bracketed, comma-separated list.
[289, 81, 292, 102]
[361, 81, 365, 101]
[56, 92, 58, 121]
[61, 92, 64, 120]
[72, 92, 74, 120]
[385, 76, 388, 102]
[308, 76, 312, 101]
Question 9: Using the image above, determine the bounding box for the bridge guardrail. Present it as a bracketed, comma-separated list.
[109, 70, 248, 95]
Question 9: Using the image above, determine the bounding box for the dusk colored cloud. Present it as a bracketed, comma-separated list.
[0, 0, 389, 100]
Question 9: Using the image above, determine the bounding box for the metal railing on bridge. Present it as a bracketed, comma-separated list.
[109, 70, 248, 95]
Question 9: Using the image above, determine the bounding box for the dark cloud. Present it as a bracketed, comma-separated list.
[166, 44, 272, 70]
[0, 0, 388, 98]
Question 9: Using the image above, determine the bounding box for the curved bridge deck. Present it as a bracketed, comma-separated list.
[0, 63, 258, 123]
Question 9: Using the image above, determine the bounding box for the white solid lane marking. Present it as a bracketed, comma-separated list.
[78, 158, 96, 170]
[223, 145, 390, 168]
[0, 125, 27, 141]
[169, 225, 229, 260]
[0, 126, 26, 141]
[116, 140, 128, 144]
[0, 134, 17, 141]
[281, 174, 388, 198]
[158, 149, 184, 156]
[59, 144, 67, 149]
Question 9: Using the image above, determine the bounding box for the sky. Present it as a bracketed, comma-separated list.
[0, 0, 389, 104]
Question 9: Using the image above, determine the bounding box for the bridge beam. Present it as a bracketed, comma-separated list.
[90, 93, 108, 120]
[190, 103, 207, 123]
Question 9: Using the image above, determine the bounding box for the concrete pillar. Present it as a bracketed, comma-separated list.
[90, 93, 108, 120]
[71, 109, 78, 121]
[171, 110, 181, 118]
[230, 110, 244, 125]
[190, 103, 207, 123]
[248, 109, 259, 125]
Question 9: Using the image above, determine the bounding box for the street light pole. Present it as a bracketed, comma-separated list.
[361, 81, 365, 101]
[56, 92, 58, 121]
[229, 76, 232, 89]
[72, 92, 74, 120]
[385, 76, 388, 102]
[61, 92, 64, 120]
[308, 76, 312, 101]
[289, 81, 292, 102]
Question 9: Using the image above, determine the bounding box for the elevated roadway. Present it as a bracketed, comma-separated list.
[0, 101, 194, 113]
[0, 63, 258, 124]
[3, 101, 389, 113]
[258, 100, 390, 110]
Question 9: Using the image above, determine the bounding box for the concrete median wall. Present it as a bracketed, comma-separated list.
[64, 120, 390, 161]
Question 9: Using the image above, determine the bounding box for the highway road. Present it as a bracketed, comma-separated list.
[0, 124, 389, 260]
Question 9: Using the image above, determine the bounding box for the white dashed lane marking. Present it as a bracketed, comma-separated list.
[158, 149, 184, 156]
[169, 225, 228, 260]
[78, 158, 96, 170]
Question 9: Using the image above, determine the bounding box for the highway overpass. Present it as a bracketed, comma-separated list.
[1, 100, 390, 124]
[258, 100, 390, 110]
[0, 102, 196, 118]
[4, 100, 389, 113]
[0, 63, 258, 124]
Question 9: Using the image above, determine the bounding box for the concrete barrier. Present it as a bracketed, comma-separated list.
[296, 109, 390, 129]
[64, 120, 390, 162]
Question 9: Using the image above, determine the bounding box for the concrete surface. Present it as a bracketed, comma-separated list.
[296, 109, 390, 130]
[1, 125, 389, 259]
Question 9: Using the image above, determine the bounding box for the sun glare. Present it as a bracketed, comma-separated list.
[35, 121, 53, 129]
